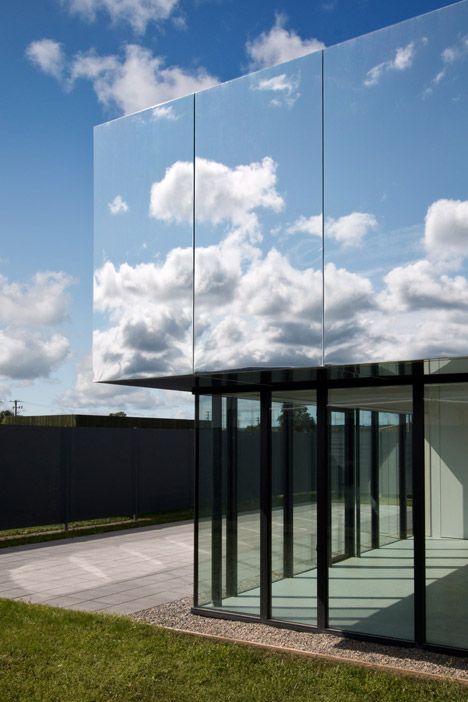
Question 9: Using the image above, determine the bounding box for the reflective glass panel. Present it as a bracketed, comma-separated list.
[425, 383, 468, 650]
[93, 95, 194, 382]
[271, 391, 317, 625]
[196, 393, 261, 615]
[194, 51, 322, 373]
[324, 1, 468, 364]
[328, 386, 414, 640]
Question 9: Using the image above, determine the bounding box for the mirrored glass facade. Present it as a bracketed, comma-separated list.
[94, 95, 194, 382]
[324, 1, 468, 364]
[94, 1, 468, 656]
[194, 53, 322, 372]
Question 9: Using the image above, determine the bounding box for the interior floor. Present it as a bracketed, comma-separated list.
[210, 538, 468, 648]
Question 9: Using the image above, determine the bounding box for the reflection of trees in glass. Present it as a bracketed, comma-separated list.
[244, 416, 261, 432]
[278, 404, 316, 432]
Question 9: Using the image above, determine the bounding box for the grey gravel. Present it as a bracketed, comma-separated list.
[133, 597, 468, 683]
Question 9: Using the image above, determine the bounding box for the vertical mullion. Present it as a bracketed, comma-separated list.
[412, 361, 426, 645]
[317, 367, 329, 630]
[371, 411, 380, 550]
[211, 394, 223, 608]
[399, 414, 407, 540]
[355, 410, 361, 557]
[260, 389, 272, 621]
[345, 410, 356, 558]
[283, 402, 294, 579]
[193, 393, 200, 607]
[226, 397, 238, 597]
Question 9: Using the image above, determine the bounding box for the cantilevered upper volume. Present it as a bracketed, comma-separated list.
[93, 0, 468, 387]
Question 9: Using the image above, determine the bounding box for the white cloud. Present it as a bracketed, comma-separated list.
[253, 72, 301, 108]
[364, 41, 415, 87]
[62, 0, 180, 34]
[379, 259, 468, 312]
[108, 194, 129, 215]
[60, 354, 158, 412]
[26, 39, 65, 80]
[0, 331, 69, 380]
[150, 156, 284, 229]
[288, 211, 377, 247]
[27, 41, 218, 116]
[71, 44, 218, 115]
[327, 212, 378, 247]
[428, 35, 468, 89]
[96, 154, 324, 378]
[424, 198, 468, 261]
[246, 13, 324, 71]
[288, 214, 322, 237]
[0, 271, 73, 327]
[0, 271, 72, 382]
[152, 104, 178, 120]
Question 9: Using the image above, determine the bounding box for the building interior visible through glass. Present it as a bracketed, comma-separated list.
[93, 2, 468, 654]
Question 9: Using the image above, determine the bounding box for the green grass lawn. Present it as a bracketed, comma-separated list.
[0, 599, 466, 702]
[0, 510, 192, 549]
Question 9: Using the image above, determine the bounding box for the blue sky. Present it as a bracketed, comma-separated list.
[0, 0, 462, 417]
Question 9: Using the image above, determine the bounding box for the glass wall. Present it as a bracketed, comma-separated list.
[328, 387, 414, 640]
[196, 363, 468, 653]
[93, 95, 194, 382]
[194, 51, 323, 373]
[271, 391, 317, 625]
[196, 393, 261, 615]
[425, 383, 468, 650]
[324, 0, 468, 366]
[94, 1, 468, 386]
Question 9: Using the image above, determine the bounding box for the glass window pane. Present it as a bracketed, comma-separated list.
[324, 0, 468, 365]
[425, 383, 468, 650]
[194, 51, 323, 373]
[94, 96, 194, 382]
[271, 391, 317, 625]
[328, 386, 414, 640]
[196, 393, 261, 615]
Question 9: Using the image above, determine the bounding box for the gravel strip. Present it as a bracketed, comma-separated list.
[133, 597, 468, 683]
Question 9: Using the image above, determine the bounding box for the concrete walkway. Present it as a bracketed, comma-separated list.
[0, 521, 193, 615]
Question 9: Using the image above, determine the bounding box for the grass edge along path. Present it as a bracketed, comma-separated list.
[0, 599, 467, 702]
[164, 625, 468, 688]
[0, 510, 192, 549]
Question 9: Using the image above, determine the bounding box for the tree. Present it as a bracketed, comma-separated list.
[109, 411, 127, 417]
[277, 404, 316, 432]
[0, 409, 14, 423]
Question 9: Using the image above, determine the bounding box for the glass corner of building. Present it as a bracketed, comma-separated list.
[193, 356, 468, 654]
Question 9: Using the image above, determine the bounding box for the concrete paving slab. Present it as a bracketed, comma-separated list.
[0, 521, 193, 615]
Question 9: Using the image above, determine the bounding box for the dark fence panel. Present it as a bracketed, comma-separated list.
[138, 428, 193, 514]
[0, 425, 194, 531]
[69, 428, 134, 522]
[0, 427, 62, 530]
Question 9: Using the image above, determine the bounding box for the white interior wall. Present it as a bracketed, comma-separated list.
[425, 390, 468, 539]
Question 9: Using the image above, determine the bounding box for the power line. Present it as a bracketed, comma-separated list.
[10, 400, 23, 416]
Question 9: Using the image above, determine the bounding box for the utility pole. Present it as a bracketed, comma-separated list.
[10, 400, 23, 416]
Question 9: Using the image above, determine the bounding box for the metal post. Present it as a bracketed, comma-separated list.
[211, 394, 223, 608]
[371, 411, 380, 550]
[226, 396, 238, 597]
[283, 402, 294, 579]
[193, 393, 200, 608]
[399, 414, 407, 540]
[317, 367, 329, 630]
[344, 409, 356, 558]
[412, 361, 426, 645]
[355, 409, 361, 556]
[260, 389, 272, 621]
